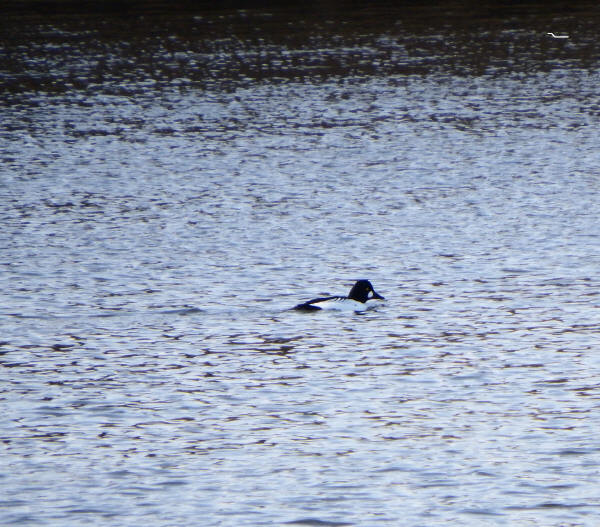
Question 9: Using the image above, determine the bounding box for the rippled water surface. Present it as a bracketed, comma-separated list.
[2, 2, 600, 525]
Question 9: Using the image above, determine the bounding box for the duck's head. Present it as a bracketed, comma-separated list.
[348, 280, 385, 303]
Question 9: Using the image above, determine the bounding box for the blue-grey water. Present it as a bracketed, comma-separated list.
[2, 3, 600, 526]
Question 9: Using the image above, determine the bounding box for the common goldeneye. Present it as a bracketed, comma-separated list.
[293, 280, 385, 312]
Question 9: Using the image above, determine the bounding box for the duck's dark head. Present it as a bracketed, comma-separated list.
[348, 280, 385, 303]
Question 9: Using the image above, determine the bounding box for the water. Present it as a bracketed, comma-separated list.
[2, 2, 600, 525]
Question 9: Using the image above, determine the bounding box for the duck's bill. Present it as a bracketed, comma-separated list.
[371, 291, 385, 300]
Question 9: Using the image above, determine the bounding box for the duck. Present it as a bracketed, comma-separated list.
[293, 280, 385, 312]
